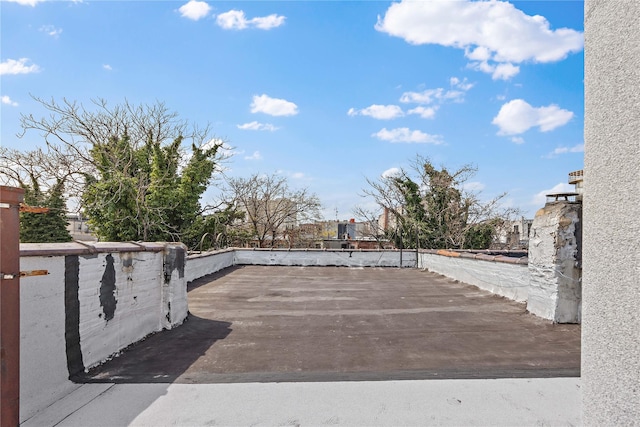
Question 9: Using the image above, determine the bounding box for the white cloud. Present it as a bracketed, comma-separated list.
[251, 14, 287, 30]
[237, 121, 279, 131]
[400, 88, 444, 104]
[511, 136, 525, 144]
[531, 182, 574, 207]
[545, 143, 584, 158]
[376, 0, 583, 79]
[202, 138, 226, 152]
[216, 10, 285, 30]
[372, 127, 443, 144]
[407, 106, 438, 119]
[39, 25, 62, 38]
[462, 181, 485, 192]
[450, 76, 474, 91]
[291, 172, 306, 180]
[492, 99, 574, 135]
[244, 151, 262, 161]
[250, 94, 298, 117]
[0, 58, 40, 75]
[493, 63, 520, 80]
[469, 61, 520, 80]
[5, 0, 45, 6]
[347, 104, 404, 120]
[382, 167, 402, 179]
[103, 64, 112, 71]
[179, 0, 211, 21]
[400, 87, 467, 105]
[1, 96, 18, 106]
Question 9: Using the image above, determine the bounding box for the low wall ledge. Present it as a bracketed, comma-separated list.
[20, 241, 180, 257]
[187, 247, 235, 260]
[234, 248, 400, 253]
[421, 249, 528, 265]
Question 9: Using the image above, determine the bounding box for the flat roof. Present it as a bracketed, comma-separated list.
[83, 266, 580, 383]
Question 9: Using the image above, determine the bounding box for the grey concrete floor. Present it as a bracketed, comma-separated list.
[23, 378, 582, 427]
[84, 266, 581, 383]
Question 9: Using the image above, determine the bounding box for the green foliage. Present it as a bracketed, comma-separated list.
[363, 156, 512, 250]
[20, 179, 72, 243]
[183, 205, 246, 251]
[463, 222, 496, 250]
[82, 133, 219, 243]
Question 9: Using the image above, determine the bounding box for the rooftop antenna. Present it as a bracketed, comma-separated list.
[335, 207, 338, 222]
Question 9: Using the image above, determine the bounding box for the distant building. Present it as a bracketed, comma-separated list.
[494, 217, 533, 249]
[66, 213, 97, 241]
[314, 218, 389, 249]
[568, 170, 584, 201]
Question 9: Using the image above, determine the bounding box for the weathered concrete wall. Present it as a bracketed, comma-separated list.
[185, 249, 235, 283]
[418, 251, 529, 302]
[233, 248, 417, 268]
[583, 1, 640, 424]
[527, 202, 582, 323]
[20, 255, 80, 423]
[19, 242, 187, 423]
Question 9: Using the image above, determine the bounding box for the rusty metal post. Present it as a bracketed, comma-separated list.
[1, 186, 24, 427]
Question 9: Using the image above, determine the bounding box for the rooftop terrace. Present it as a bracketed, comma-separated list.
[22, 264, 582, 426]
[84, 265, 580, 383]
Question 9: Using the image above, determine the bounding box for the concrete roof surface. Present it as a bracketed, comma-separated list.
[83, 266, 580, 383]
[22, 266, 582, 426]
[22, 378, 581, 426]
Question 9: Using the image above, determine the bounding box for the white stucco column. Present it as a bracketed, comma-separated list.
[527, 201, 582, 323]
[583, 1, 640, 424]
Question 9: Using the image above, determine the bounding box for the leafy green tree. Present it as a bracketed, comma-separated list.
[83, 133, 220, 243]
[16, 98, 227, 245]
[463, 222, 497, 250]
[361, 156, 516, 249]
[20, 178, 72, 243]
[184, 205, 247, 251]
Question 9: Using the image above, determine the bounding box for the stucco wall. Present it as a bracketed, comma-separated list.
[233, 248, 417, 268]
[19, 242, 188, 423]
[527, 202, 582, 323]
[583, 1, 640, 424]
[418, 252, 529, 302]
[185, 249, 235, 283]
[20, 255, 80, 423]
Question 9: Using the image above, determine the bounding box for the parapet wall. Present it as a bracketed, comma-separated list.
[233, 248, 417, 268]
[527, 202, 582, 323]
[19, 243, 573, 423]
[19, 242, 188, 423]
[418, 250, 529, 302]
[19, 245, 412, 423]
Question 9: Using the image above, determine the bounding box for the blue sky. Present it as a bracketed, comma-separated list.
[1, 0, 584, 220]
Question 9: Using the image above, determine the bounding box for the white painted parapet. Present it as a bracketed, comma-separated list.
[185, 248, 235, 283]
[527, 202, 582, 323]
[232, 248, 417, 268]
[19, 242, 187, 423]
[20, 254, 78, 424]
[418, 250, 529, 302]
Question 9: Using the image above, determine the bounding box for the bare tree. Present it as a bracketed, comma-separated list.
[358, 155, 519, 249]
[8, 97, 227, 244]
[0, 144, 89, 211]
[351, 206, 389, 248]
[224, 173, 322, 248]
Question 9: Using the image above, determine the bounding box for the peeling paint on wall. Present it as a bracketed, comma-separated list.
[64, 255, 85, 378]
[527, 202, 582, 323]
[164, 246, 185, 283]
[120, 252, 134, 274]
[99, 254, 117, 322]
